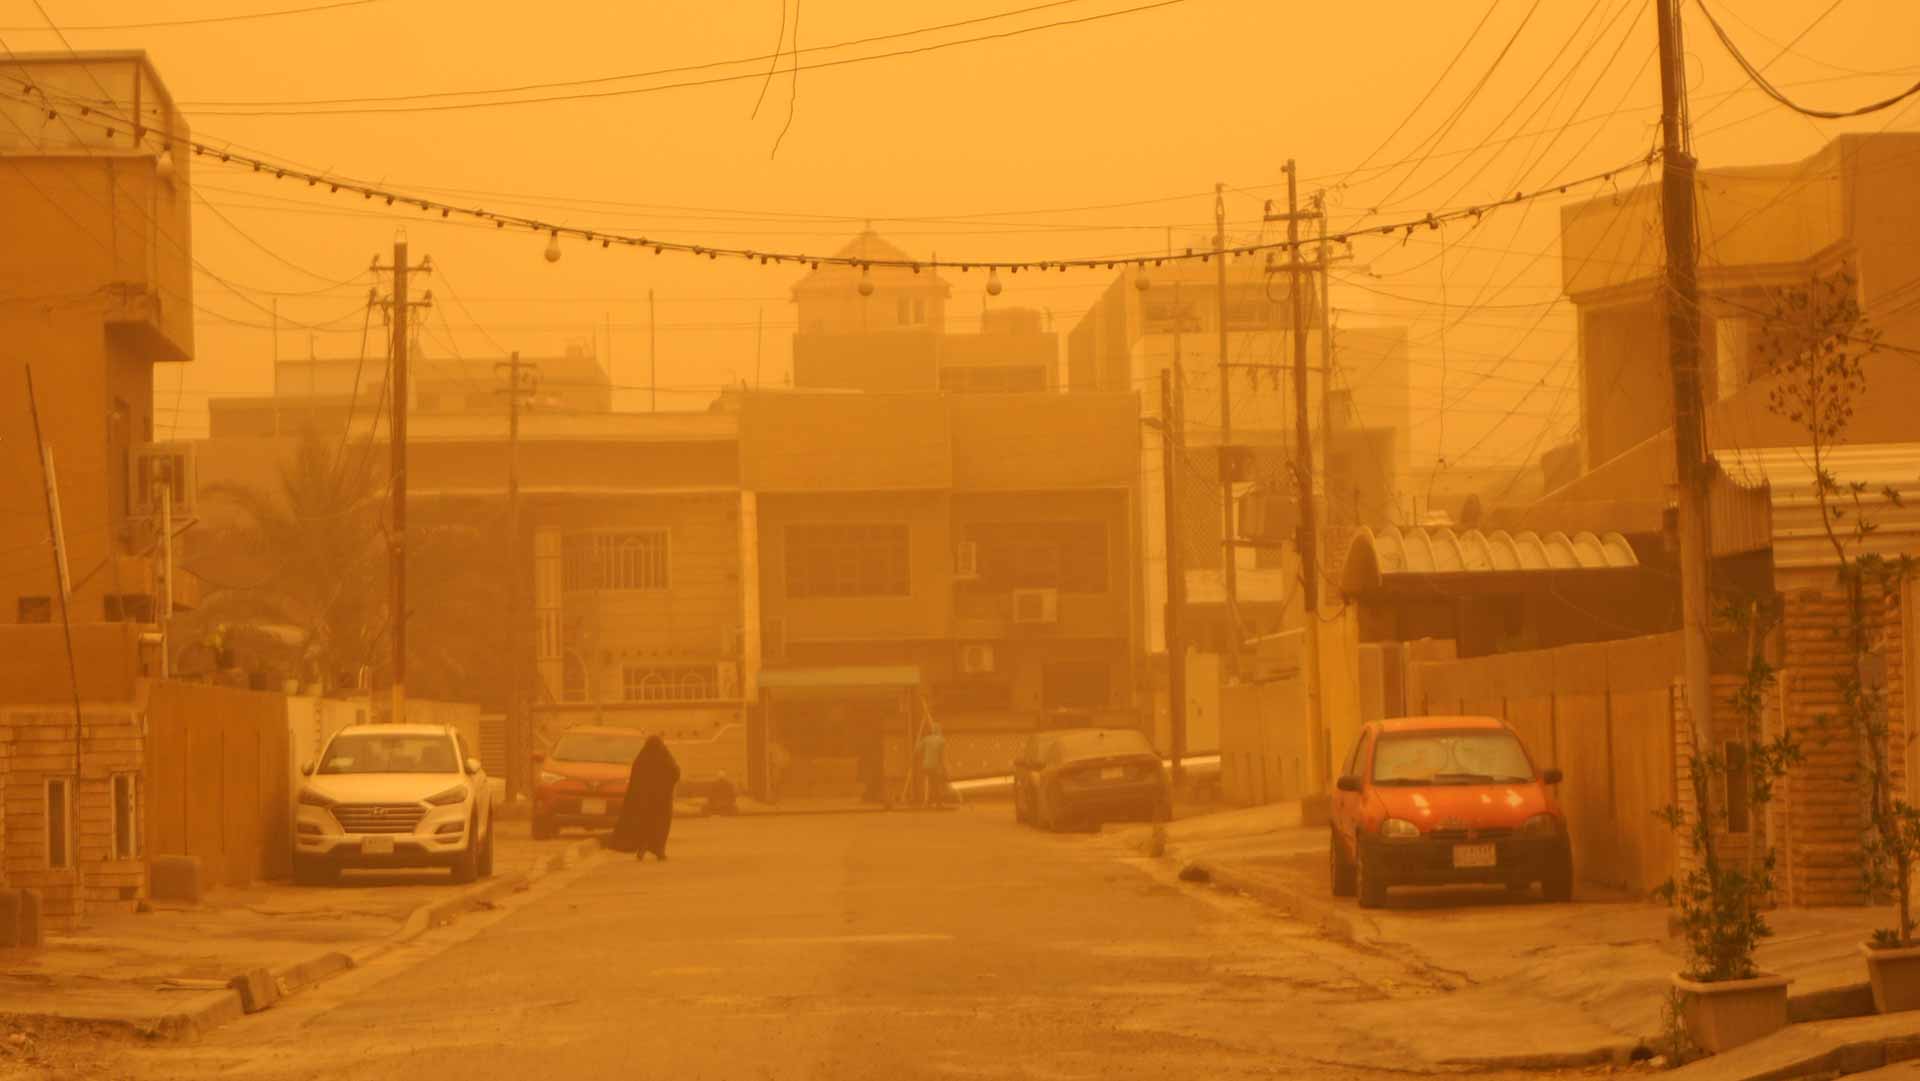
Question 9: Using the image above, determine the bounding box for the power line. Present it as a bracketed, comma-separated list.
[1695, 0, 1920, 120]
[0, 0, 378, 31]
[175, 0, 1097, 110]
[4, 84, 1658, 275]
[177, 1, 1192, 117]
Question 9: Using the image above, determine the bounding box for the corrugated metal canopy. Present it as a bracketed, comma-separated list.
[1342, 526, 1639, 594]
[1717, 443, 1920, 583]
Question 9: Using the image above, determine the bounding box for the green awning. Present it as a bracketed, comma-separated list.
[757, 666, 922, 691]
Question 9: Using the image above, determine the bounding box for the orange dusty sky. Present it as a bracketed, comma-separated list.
[4, 0, 1918, 477]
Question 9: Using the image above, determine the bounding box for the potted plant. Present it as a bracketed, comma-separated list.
[1755, 274, 1920, 1012]
[1657, 601, 1799, 1055]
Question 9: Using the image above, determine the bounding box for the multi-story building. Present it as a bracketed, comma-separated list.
[741, 388, 1140, 796]
[0, 50, 195, 926]
[0, 52, 197, 632]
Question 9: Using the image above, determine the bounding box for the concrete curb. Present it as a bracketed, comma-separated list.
[3, 836, 608, 1043]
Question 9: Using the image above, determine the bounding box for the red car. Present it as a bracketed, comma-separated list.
[531, 726, 650, 840]
[1330, 716, 1571, 908]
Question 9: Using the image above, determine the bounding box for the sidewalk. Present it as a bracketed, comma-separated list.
[0, 821, 604, 1041]
[1109, 802, 1915, 1073]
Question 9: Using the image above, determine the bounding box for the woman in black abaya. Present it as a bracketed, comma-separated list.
[608, 734, 681, 861]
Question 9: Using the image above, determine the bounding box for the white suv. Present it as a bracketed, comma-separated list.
[293, 724, 494, 886]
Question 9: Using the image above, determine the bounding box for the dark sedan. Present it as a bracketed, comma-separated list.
[1031, 728, 1170, 831]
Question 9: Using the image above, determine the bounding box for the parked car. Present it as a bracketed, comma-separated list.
[531, 726, 650, 840]
[1329, 715, 1571, 908]
[1031, 727, 1171, 831]
[292, 724, 494, 886]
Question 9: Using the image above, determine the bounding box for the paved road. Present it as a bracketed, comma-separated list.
[81, 807, 1546, 1081]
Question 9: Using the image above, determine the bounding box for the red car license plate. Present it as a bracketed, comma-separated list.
[1452, 843, 1496, 869]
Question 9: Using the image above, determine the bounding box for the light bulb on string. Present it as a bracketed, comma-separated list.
[544, 231, 562, 264]
[985, 268, 1002, 297]
[857, 265, 874, 297]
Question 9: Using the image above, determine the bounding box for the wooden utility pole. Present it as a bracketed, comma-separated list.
[497, 352, 536, 801]
[1287, 163, 1326, 794]
[1655, 0, 1718, 827]
[1263, 167, 1330, 794]
[25, 366, 85, 899]
[1214, 182, 1240, 678]
[1160, 367, 1188, 782]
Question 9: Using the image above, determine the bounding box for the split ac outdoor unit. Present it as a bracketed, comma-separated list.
[959, 643, 995, 675]
[1011, 588, 1059, 625]
[130, 442, 196, 519]
[954, 540, 980, 580]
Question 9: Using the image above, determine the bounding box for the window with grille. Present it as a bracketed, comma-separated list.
[786, 524, 910, 598]
[621, 665, 719, 703]
[562, 531, 669, 591]
[963, 521, 1108, 593]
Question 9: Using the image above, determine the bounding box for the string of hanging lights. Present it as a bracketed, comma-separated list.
[2, 80, 1658, 276]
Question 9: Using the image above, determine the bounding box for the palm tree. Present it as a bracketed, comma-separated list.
[181, 428, 387, 691]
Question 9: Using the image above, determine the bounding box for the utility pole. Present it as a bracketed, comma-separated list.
[1160, 367, 1188, 784]
[374, 237, 432, 724]
[1263, 166, 1329, 795]
[1214, 182, 1240, 679]
[25, 366, 85, 903]
[1655, 0, 1718, 862]
[158, 474, 173, 680]
[497, 352, 537, 802]
[648, 288, 658, 412]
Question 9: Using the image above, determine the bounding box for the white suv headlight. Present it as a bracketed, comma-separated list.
[425, 785, 468, 807]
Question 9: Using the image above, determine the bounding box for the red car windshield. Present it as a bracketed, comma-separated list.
[1371, 730, 1532, 786]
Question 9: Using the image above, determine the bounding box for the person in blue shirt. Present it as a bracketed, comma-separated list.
[916, 723, 949, 808]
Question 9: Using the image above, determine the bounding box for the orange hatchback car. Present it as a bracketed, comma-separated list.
[1330, 716, 1571, 908]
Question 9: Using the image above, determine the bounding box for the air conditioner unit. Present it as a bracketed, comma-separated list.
[131, 443, 196, 519]
[954, 540, 980, 580]
[1011, 588, 1059, 625]
[959, 643, 995, 675]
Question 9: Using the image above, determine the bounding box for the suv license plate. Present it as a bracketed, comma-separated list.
[1452, 843, 1496, 869]
[581, 798, 607, 816]
[1100, 767, 1125, 781]
[361, 836, 395, 856]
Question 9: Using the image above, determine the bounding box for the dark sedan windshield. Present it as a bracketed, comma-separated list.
[551, 731, 649, 765]
[1372, 730, 1533, 785]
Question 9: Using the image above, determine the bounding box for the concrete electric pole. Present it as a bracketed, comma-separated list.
[374, 237, 432, 724]
[1214, 182, 1241, 680]
[497, 352, 538, 802]
[1160, 367, 1188, 783]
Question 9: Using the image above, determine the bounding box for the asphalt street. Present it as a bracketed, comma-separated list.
[76, 806, 1547, 1081]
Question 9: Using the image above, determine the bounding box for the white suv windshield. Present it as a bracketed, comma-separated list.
[319, 733, 460, 775]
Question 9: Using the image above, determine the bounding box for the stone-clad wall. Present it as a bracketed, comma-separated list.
[0, 708, 147, 928]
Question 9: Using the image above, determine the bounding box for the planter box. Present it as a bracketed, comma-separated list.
[1672, 972, 1791, 1054]
[1862, 943, 1920, 1013]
